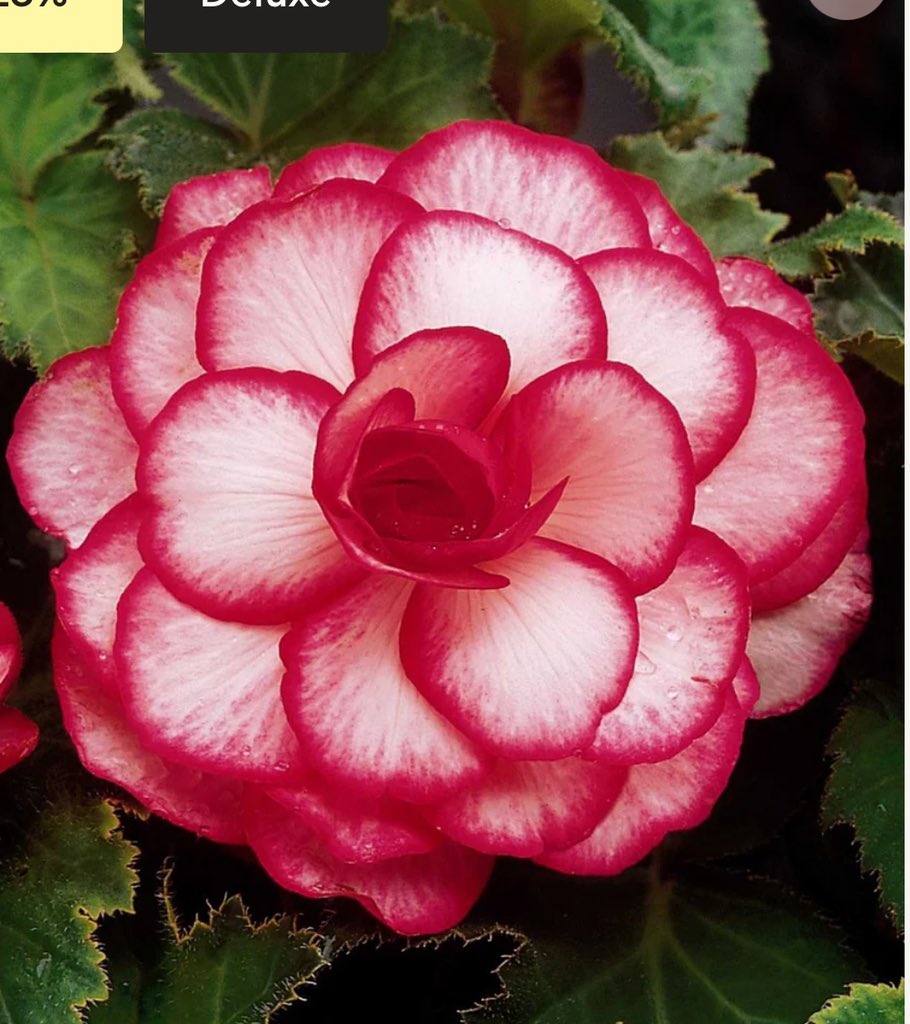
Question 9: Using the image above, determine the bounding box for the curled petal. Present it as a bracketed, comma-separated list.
[274, 142, 395, 199]
[716, 257, 814, 334]
[156, 166, 272, 249]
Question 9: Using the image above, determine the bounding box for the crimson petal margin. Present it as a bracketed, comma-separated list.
[351, 210, 608, 398]
[0, 603, 22, 703]
[196, 179, 423, 391]
[137, 368, 360, 625]
[400, 538, 639, 761]
[273, 142, 395, 199]
[281, 573, 489, 803]
[8, 347, 137, 549]
[0, 707, 38, 772]
[379, 120, 650, 256]
[155, 166, 272, 249]
[245, 793, 494, 936]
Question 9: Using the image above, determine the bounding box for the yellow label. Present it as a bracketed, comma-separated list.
[0, 0, 122, 53]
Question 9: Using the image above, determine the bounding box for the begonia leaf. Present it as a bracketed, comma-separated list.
[0, 152, 153, 372]
[162, 15, 500, 162]
[808, 980, 904, 1024]
[88, 895, 326, 1024]
[610, 131, 789, 255]
[822, 686, 904, 931]
[470, 865, 865, 1024]
[0, 796, 138, 1024]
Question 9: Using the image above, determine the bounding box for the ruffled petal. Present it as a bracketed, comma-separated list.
[400, 538, 638, 760]
[716, 257, 814, 334]
[245, 793, 493, 935]
[156, 166, 272, 249]
[117, 569, 302, 781]
[281, 573, 489, 803]
[588, 528, 749, 764]
[137, 368, 359, 625]
[498, 360, 694, 592]
[0, 707, 39, 772]
[273, 143, 395, 199]
[748, 542, 872, 717]
[8, 348, 138, 549]
[695, 309, 866, 582]
[110, 229, 213, 436]
[580, 249, 756, 477]
[352, 211, 607, 397]
[197, 180, 422, 390]
[54, 627, 244, 843]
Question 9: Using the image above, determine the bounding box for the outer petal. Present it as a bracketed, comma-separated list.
[0, 707, 39, 772]
[54, 627, 244, 843]
[197, 180, 423, 390]
[8, 348, 138, 549]
[273, 143, 395, 199]
[748, 542, 872, 717]
[245, 793, 493, 935]
[538, 673, 751, 875]
[138, 368, 359, 625]
[751, 481, 867, 612]
[499, 361, 694, 592]
[427, 757, 627, 858]
[0, 602, 22, 702]
[156, 166, 272, 249]
[52, 495, 143, 693]
[352, 211, 608, 397]
[588, 528, 749, 765]
[117, 569, 302, 781]
[110, 229, 214, 436]
[716, 257, 814, 334]
[281, 573, 489, 803]
[612, 167, 718, 283]
[379, 120, 650, 256]
[580, 249, 756, 478]
[695, 309, 866, 582]
[266, 777, 443, 863]
[400, 538, 638, 760]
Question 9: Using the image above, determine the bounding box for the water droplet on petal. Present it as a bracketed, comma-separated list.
[498, 218, 512, 229]
[635, 653, 656, 676]
[67, 463, 80, 476]
[275, 760, 290, 772]
[665, 625, 683, 643]
[240, 745, 252, 757]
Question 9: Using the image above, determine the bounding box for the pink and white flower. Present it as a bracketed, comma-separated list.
[8, 121, 871, 934]
[0, 603, 39, 772]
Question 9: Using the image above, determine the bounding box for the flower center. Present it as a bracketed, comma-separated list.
[348, 421, 501, 543]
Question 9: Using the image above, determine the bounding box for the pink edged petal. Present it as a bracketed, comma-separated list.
[499, 361, 694, 593]
[580, 249, 756, 478]
[8, 348, 138, 549]
[694, 308, 866, 583]
[117, 569, 303, 782]
[54, 627, 244, 843]
[273, 143, 396, 199]
[379, 120, 650, 256]
[400, 537, 638, 761]
[751, 481, 868, 612]
[52, 495, 143, 694]
[748, 541, 872, 718]
[110, 229, 214, 437]
[428, 757, 628, 858]
[537, 677, 749, 875]
[588, 528, 750, 765]
[0, 707, 39, 772]
[266, 777, 443, 863]
[0, 603, 22, 702]
[716, 257, 814, 334]
[281, 573, 489, 803]
[245, 793, 493, 934]
[137, 368, 360, 625]
[197, 180, 423, 390]
[156, 166, 272, 249]
[613, 168, 718, 283]
[352, 211, 607, 397]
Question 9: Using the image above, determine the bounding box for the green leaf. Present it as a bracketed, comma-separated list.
[0, 151, 153, 371]
[808, 980, 904, 1024]
[87, 895, 326, 1024]
[105, 109, 248, 217]
[0, 796, 138, 1024]
[164, 14, 499, 163]
[0, 54, 114, 193]
[610, 131, 788, 256]
[822, 687, 904, 931]
[761, 205, 904, 278]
